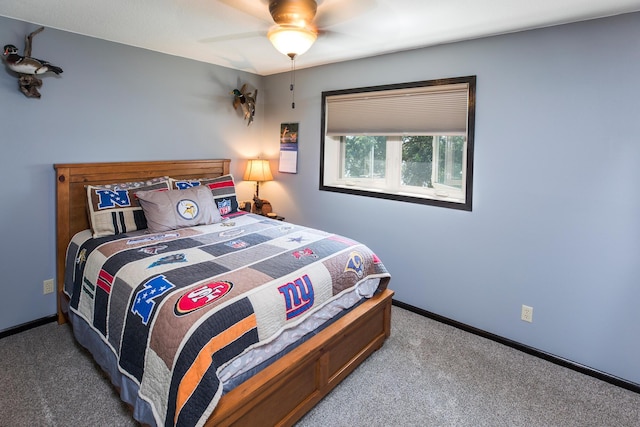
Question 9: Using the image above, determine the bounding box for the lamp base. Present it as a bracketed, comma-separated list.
[252, 196, 272, 215]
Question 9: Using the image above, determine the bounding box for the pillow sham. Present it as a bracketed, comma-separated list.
[136, 185, 222, 233]
[86, 177, 170, 238]
[169, 174, 239, 216]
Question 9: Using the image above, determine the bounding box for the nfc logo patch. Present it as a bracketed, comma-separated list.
[95, 189, 131, 209]
[278, 275, 314, 320]
[131, 275, 175, 325]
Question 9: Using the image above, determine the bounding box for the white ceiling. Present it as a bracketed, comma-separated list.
[1, 0, 640, 76]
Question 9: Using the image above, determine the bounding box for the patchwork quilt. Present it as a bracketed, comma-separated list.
[65, 213, 390, 427]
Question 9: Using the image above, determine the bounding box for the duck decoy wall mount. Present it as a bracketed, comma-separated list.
[2, 27, 63, 98]
[231, 83, 257, 126]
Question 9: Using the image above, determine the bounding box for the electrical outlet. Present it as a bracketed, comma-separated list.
[43, 279, 55, 295]
[521, 304, 533, 323]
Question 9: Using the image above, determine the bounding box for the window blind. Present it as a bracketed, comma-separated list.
[325, 83, 469, 136]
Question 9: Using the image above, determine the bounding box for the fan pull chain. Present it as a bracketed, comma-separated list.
[290, 55, 296, 109]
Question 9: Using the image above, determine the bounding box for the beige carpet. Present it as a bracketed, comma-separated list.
[1, 306, 638, 426]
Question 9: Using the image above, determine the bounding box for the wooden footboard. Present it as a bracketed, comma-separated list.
[208, 288, 394, 427]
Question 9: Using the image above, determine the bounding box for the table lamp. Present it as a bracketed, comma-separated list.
[244, 159, 273, 201]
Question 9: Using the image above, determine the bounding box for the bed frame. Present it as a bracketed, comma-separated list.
[54, 159, 393, 427]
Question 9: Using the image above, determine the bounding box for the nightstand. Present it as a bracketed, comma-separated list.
[264, 213, 285, 221]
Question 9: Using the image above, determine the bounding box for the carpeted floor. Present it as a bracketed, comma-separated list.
[1, 306, 638, 426]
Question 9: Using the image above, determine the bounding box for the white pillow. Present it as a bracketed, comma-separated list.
[136, 185, 222, 233]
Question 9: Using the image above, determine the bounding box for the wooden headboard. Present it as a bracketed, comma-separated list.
[54, 159, 231, 323]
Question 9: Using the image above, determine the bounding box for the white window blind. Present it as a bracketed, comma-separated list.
[325, 83, 469, 136]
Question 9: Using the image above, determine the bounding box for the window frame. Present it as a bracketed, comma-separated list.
[319, 76, 476, 211]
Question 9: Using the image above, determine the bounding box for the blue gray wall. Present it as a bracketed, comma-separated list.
[1, 12, 638, 387]
[0, 16, 265, 331]
[262, 13, 640, 385]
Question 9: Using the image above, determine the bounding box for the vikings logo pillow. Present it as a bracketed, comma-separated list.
[136, 185, 222, 233]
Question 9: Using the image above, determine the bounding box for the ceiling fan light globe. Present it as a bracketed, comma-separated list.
[268, 25, 317, 58]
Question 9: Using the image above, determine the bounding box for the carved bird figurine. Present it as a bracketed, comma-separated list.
[231, 84, 257, 126]
[2, 44, 63, 75]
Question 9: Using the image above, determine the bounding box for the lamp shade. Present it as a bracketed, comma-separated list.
[267, 25, 317, 58]
[244, 159, 274, 182]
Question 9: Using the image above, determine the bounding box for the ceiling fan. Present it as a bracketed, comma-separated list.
[267, 0, 319, 58]
[212, 0, 375, 59]
[212, 0, 374, 109]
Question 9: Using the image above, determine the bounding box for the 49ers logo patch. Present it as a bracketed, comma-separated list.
[174, 281, 233, 316]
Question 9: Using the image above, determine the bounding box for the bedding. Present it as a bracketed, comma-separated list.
[64, 212, 390, 427]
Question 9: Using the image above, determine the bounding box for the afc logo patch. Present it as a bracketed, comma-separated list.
[174, 180, 201, 190]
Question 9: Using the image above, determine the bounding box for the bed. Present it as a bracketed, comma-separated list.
[54, 159, 393, 427]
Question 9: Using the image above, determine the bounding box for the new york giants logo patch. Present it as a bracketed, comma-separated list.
[131, 275, 175, 325]
[95, 189, 131, 210]
[278, 275, 315, 320]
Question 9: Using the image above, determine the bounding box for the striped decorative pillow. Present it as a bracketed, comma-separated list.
[169, 174, 239, 217]
[86, 177, 170, 238]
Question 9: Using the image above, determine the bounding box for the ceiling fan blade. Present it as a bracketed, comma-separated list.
[217, 0, 273, 23]
[315, 27, 368, 45]
[199, 30, 266, 44]
[315, 0, 377, 28]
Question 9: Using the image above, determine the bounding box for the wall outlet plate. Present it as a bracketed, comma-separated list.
[43, 279, 55, 295]
[521, 304, 533, 323]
